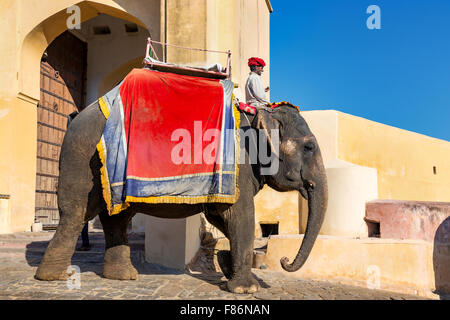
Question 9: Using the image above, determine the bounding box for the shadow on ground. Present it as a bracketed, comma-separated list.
[25, 231, 270, 292]
[25, 232, 183, 276]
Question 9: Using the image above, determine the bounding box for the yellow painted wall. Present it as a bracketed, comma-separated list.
[165, 0, 207, 64]
[234, 0, 271, 97]
[164, 0, 271, 98]
[337, 112, 450, 202]
[254, 187, 300, 237]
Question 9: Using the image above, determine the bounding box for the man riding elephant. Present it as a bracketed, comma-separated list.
[245, 57, 270, 109]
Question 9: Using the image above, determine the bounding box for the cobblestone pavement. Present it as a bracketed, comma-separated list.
[0, 231, 435, 300]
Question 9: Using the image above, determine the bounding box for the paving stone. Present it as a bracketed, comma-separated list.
[154, 283, 184, 298]
[0, 232, 436, 300]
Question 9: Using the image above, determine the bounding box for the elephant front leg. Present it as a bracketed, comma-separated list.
[99, 209, 138, 280]
[222, 203, 259, 294]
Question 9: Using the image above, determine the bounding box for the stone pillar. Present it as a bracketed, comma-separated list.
[145, 214, 201, 270]
[131, 213, 146, 233]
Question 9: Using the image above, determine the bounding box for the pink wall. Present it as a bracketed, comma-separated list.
[366, 200, 450, 243]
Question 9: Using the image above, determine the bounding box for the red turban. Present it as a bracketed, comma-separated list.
[248, 57, 266, 67]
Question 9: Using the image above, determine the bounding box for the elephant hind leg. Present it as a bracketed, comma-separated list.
[99, 209, 138, 280]
[36, 153, 102, 281]
[36, 102, 106, 281]
[35, 207, 87, 281]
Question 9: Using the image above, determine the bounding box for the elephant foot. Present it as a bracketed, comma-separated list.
[103, 262, 138, 280]
[217, 250, 233, 279]
[103, 245, 138, 280]
[35, 262, 71, 281]
[227, 275, 260, 294]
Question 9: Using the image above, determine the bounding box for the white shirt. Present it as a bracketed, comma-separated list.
[245, 72, 269, 108]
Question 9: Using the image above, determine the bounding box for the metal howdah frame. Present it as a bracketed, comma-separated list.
[143, 37, 232, 80]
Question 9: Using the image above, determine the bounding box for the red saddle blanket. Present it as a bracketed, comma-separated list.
[97, 68, 239, 215]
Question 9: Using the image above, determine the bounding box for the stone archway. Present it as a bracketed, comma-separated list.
[24, 2, 157, 228]
[18, 0, 158, 103]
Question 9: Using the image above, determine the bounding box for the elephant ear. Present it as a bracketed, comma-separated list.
[252, 107, 281, 159]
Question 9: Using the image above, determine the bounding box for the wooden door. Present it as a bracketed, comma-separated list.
[35, 31, 87, 229]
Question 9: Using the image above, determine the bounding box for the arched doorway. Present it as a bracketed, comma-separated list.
[35, 12, 151, 229]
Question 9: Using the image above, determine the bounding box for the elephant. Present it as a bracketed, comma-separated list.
[35, 98, 328, 294]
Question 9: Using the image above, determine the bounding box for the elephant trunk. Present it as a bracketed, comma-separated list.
[280, 159, 328, 272]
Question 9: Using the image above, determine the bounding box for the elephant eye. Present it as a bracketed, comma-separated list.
[304, 142, 316, 154]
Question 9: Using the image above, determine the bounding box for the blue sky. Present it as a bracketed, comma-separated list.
[269, 0, 450, 141]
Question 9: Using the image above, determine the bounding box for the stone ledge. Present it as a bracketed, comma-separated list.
[264, 235, 450, 299]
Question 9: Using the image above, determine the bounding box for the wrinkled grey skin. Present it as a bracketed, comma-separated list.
[35, 101, 327, 294]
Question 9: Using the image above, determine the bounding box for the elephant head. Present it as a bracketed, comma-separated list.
[252, 105, 328, 272]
